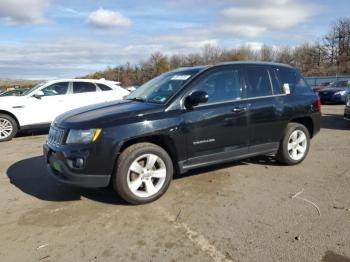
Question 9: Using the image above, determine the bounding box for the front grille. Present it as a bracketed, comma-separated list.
[48, 126, 65, 146]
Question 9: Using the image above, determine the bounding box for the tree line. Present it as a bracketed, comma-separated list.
[85, 18, 350, 86]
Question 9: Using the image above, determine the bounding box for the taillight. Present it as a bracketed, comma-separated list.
[317, 95, 321, 112]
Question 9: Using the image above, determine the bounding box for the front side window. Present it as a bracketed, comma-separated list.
[190, 69, 241, 104]
[245, 67, 273, 98]
[73, 82, 97, 94]
[41, 82, 69, 96]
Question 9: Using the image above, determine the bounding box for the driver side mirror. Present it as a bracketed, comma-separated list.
[33, 90, 44, 99]
[184, 90, 208, 109]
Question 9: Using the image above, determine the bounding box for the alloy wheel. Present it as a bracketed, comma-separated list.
[0, 118, 13, 140]
[127, 154, 167, 198]
[287, 130, 307, 161]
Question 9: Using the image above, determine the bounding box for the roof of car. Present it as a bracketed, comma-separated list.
[47, 79, 121, 85]
[217, 61, 294, 68]
[175, 61, 294, 72]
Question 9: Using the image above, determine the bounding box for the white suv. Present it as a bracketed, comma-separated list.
[0, 79, 129, 142]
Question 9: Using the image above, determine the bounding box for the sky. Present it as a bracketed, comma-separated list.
[0, 0, 349, 79]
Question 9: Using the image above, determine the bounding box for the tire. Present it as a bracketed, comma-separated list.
[0, 114, 18, 142]
[276, 123, 310, 165]
[113, 142, 174, 204]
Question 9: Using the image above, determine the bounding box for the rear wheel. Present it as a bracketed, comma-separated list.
[0, 114, 18, 142]
[276, 123, 310, 165]
[113, 143, 173, 204]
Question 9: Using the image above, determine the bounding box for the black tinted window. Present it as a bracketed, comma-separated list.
[73, 82, 96, 94]
[295, 72, 313, 94]
[276, 68, 295, 92]
[42, 82, 68, 96]
[245, 67, 272, 98]
[97, 83, 112, 91]
[269, 69, 283, 94]
[192, 69, 241, 104]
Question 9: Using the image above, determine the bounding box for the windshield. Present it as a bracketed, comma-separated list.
[126, 68, 202, 104]
[21, 81, 48, 96]
[328, 81, 349, 88]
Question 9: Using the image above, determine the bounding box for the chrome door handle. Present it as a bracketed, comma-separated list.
[232, 107, 247, 113]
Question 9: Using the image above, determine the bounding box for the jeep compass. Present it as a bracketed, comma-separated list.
[43, 62, 321, 204]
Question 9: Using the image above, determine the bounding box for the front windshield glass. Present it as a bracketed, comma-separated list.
[328, 81, 349, 88]
[127, 69, 202, 104]
[21, 81, 48, 96]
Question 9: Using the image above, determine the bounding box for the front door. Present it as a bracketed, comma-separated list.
[182, 66, 250, 169]
[22, 81, 70, 125]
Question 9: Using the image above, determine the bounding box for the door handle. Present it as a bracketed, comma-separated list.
[232, 106, 247, 113]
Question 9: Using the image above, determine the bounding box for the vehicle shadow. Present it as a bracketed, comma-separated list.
[7, 154, 279, 204]
[16, 129, 49, 138]
[6, 156, 127, 205]
[322, 251, 350, 262]
[321, 113, 350, 130]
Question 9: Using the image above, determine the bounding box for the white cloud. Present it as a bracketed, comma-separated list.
[87, 8, 131, 29]
[219, 0, 318, 37]
[0, 0, 48, 24]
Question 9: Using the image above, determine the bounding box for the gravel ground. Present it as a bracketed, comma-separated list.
[0, 105, 349, 262]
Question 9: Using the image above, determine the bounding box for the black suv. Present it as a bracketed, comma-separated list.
[43, 62, 321, 204]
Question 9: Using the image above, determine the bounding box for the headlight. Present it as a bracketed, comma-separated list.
[66, 129, 102, 144]
[334, 90, 346, 96]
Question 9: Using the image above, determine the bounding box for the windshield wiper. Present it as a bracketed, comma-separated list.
[127, 97, 147, 102]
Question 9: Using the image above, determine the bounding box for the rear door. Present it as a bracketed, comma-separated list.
[69, 81, 99, 110]
[183, 66, 250, 168]
[95, 83, 129, 102]
[243, 66, 287, 153]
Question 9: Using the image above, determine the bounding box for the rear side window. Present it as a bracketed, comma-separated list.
[97, 83, 112, 91]
[269, 69, 283, 94]
[191, 68, 241, 104]
[73, 82, 96, 94]
[276, 68, 295, 93]
[245, 67, 272, 98]
[295, 72, 314, 94]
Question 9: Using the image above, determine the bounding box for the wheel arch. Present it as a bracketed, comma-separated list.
[118, 135, 179, 173]
[289, 117, 314, 138]
[0, 110, 20, 130]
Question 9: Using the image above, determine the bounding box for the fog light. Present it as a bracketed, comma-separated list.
[74, 158, 84, 168]
[67, 157, 85, 169]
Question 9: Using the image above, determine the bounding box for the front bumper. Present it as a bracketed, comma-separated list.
[43, 144, 111, 188]
[344, 106, 350, 121]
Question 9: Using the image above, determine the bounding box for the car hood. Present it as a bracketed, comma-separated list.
[0, 96, 27, 107]
[319, 87, 347, 93]
[54, 99, 164, 129]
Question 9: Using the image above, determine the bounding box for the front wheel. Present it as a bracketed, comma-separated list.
[113, 143, 173, 204]
[0, 114, 18, 142]
[276, 123, 310, 165]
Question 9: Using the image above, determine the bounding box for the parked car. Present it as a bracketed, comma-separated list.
[312, 81, 331, 92]
[0, 88, 29, 97]
[344, 95, 350, 121]
[318, 80, 350, 104]
[43, 62, 321, 204]
[124, 86, 139, 92]
[0, 79, 129, 142]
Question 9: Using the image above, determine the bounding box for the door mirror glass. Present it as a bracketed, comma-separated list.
[33, 90, 44, 99]
[185, 90, 208, 109]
